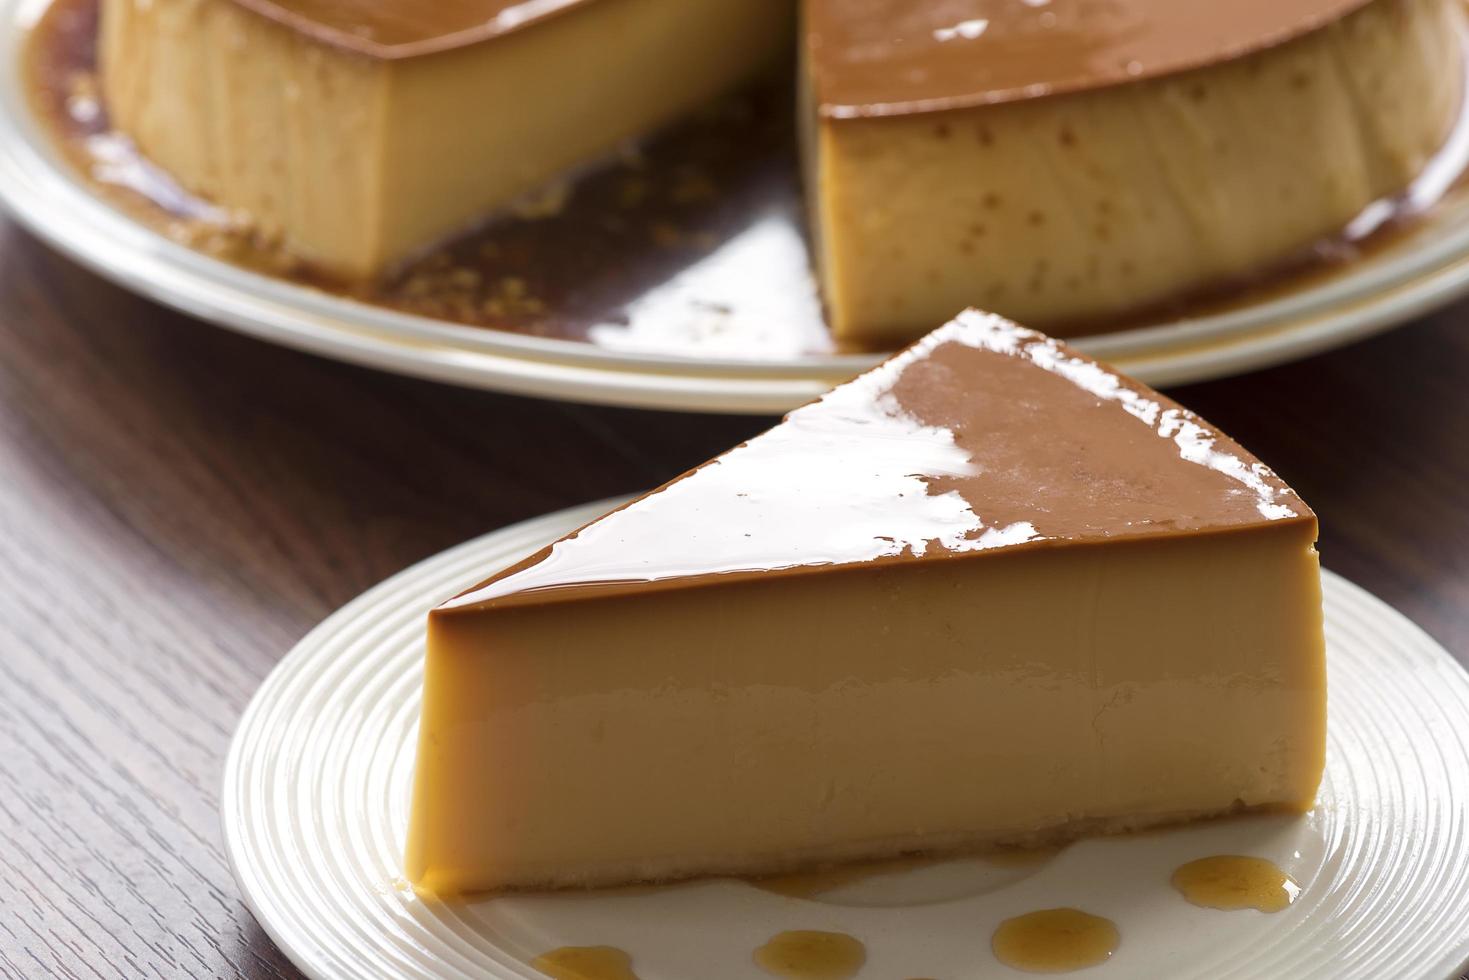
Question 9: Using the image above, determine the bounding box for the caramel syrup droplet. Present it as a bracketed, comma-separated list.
[991, 908, 1119, 973]
[531, 945, 639, 980]
[754, 930, 867, 979]
[1171, 855, 1300, 912]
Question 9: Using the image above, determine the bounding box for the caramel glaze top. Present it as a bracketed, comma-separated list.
[441, 310, 1314, 614]
[806, 0, 1374, 118]
[226, 0, 593, 59]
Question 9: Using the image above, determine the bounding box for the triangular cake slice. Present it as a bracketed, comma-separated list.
[406, 311, 1326, 894]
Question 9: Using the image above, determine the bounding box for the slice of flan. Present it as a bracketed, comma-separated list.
[804, 0, 1464, 346]
[405, 310, 1326, 894]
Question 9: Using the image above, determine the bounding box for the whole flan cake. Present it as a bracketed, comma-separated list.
[96, 0, 1464, 342]
[405, 310, 1327, 894]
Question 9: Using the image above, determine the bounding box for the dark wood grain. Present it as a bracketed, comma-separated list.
[0, 213, 1465, 979]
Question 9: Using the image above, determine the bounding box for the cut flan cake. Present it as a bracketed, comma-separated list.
[405, 310, 1327, 894]
[95, 0, 1464, 344]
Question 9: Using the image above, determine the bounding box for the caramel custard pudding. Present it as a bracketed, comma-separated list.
[405, 311, 1326, 894]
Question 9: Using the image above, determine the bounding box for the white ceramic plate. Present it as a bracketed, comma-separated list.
[223, 498, 1469, 980]
[8, 2, 1469, 414]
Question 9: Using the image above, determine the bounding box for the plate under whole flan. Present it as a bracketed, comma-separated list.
[6, 0, 1469, 412]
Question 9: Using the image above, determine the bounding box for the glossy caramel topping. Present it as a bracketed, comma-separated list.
[443, 311, 1309, 612]
[806, 0, 1373, 117]
[753, 931, 866, 980]
[1172, 855, 1301, 912]
[227, 0, 592, 58]
[990, 908, 1119, 972]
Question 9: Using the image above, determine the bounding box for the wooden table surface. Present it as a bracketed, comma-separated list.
[1, 213, 1465, 979]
